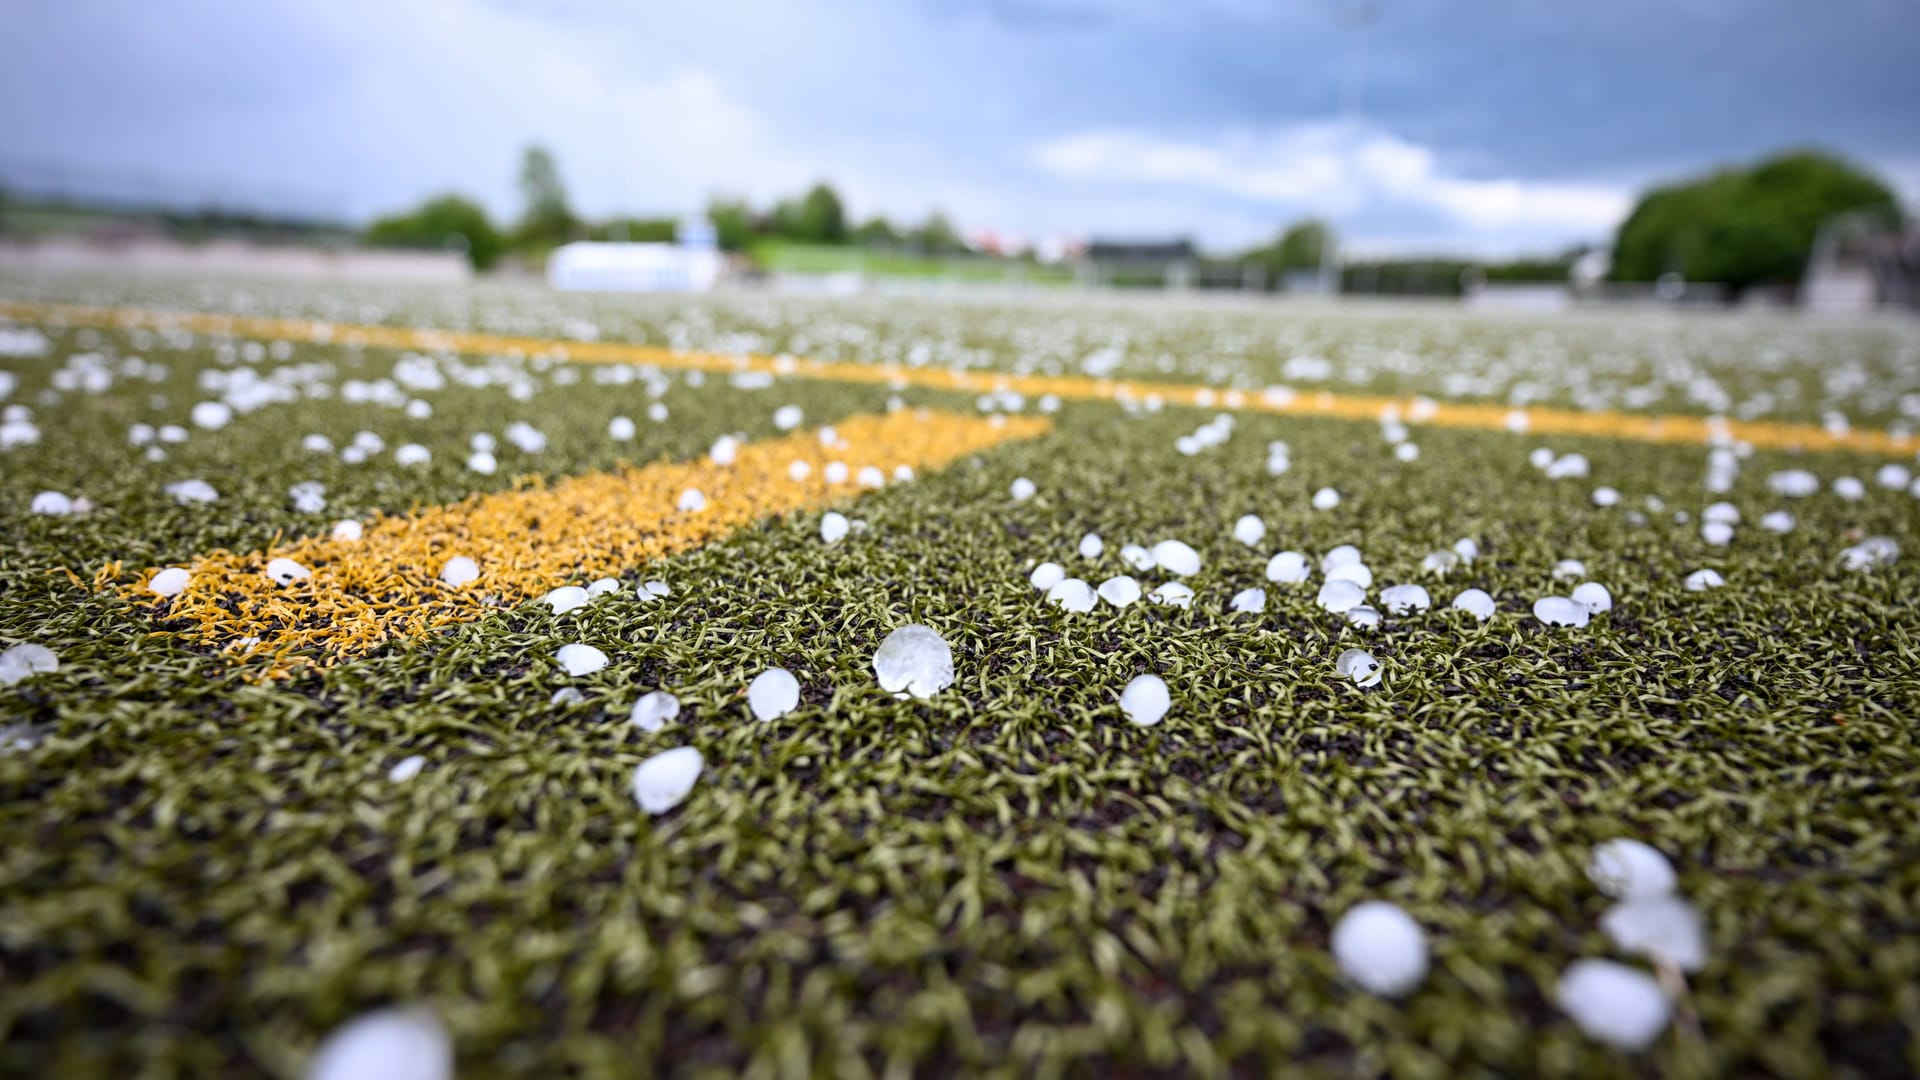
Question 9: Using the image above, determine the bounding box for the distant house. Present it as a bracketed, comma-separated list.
[546, 218, 726, 293]
[1080, 238, 1198, 288]
[1802, 211, 1919, 312]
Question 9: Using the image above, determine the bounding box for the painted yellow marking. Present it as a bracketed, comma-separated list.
[2, 299, 1912, 455]
[122, 410, 1050, 665]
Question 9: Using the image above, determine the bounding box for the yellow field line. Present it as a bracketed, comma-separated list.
[2, 299, 1913, 455]
[117, 410, 1051, 666]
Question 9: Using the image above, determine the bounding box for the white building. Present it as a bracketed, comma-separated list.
[547, 219, 726, 292]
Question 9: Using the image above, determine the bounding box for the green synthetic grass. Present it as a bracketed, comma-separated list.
[1, 273, 1919, 1078]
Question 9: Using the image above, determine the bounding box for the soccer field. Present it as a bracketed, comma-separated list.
[2, 274, 1918, 1077]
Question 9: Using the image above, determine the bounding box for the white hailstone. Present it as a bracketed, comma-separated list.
[1556, 960, 1671, 1051]
[642, 580, 671, 598]
[893, 465, 914, 482]
[1316, 580, 1365, 613]
[1148, 581, 1195, 608]
[677, 488, 707, 513]
[1451, 588, 1496, 620]
[129, 423, 156, 446]
[1875, 463, 1911, 489]
[587, 578, 621, 597]
[1759, 510, 1794, 534]
[159, 424, 189, 444]
[855, 466, 884, 488]
[1592, 486, 1621, 508]
[824, 461, 850, 484]
[0, 643, 60, 686]
[1552, 559, 1586, 579]
[747, 668, 801, 721]
[1545, 453, 1590, 480]
[353, 431, 386, 454]
[1701, 521, 1733, 546]
[1533, 596, 1590, 627]
[1322, 545, 1362, 572]
[551, 686, 584, 706]
[1311, 487, 1342, 510]
[821, 511, 851, 544]
[1453, 537, 1480, 563]
[1589, 838, 1677, 899]
[1151, 540, 1202, 576]
[189, 400, 233, 430]
[607, 416, 637, 441]
[470, 433, 497, 453]
[1529, 447, 1556, 469]
[1346, 605, 1382, 628]
[440, 556, 479, 587]
[1378, 584, 1431, 615]
[388, 755, 426, 782]
[331, 519, 364, 542]
[289, 482, 327, 514]
[1046, 578, 1098, 613]
[1766, 469, 1820, 497]
[1336, 648, 1382, 688]
[1120, 544, 1155, 572]
[1079, 533, 1104, 559]
[873, 624, 955, 699]
[394, 443, 430, 467]
[1571, 582, 1613, 614]
[1010, 477, 1037, 502]
[301, 433, 333, 453]
[267, 558, 312, 586]
[1394, 443, 1420, 462]
[466, 451, 497, 475]
[29, 491, 74, 516]
[1331, 901, 1428, 997]
[1421, 550, 1460, 575]
[543, 586, 591, 615]
[1833, 476, 1866, 500]
[630, 690, 680, 732]
[165, 479, 219, 505]
[1326, 562, 1373, 588]
[788, 460, 812, 482]
[1228, 587, 1266, 614]
[406, 399, 432, 420]
[1841, 536, 1899, 571]
[1029, 561, 1066, 591]
[1232, 514, 1266, 547]
[340, 446, 370, 466]
[1703, 501, 1740, 525]
[817, 425, 839, 447]
[149, 568, 191, 597]
[1683, 568, 1725, 591]
[647, 402, 669, 422]
[631, 746, 704, 814]
[1266, 551, 1311, 584]
[773, 404, 804, 431]
[1098, 576, 1143, 608]
[556, 643, 608, 676]
[304, 1006, 452, 1080]
[708, 435, 740, 466]
[1119, 674, 1171, 726]
[1602, 895, 1706, 972]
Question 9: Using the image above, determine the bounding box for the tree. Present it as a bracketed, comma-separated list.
[909, 211, 962, 255]
[366, 194, 504, 271]
[1239, 220, 1335, 287]
[1610, 151, 1898, 292]
[798, 183, 847, 244]
[854, 215, 900, 248]
[707, 198, 754, 252]
[515, 145, 577, 251]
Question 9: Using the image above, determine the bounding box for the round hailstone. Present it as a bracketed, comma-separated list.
[1311, 487, 1341, 511]
[1046, 578, 1097, 613]
[149, 567, 191, 597]
[1148, 581, 1195, 608]
[1346, 605, 1382, 628]
[821, 511, 851, 545]
[1533, 596, 1591, 627]
[394, 443, 431, 467]
[873, 624, 955, 699]
[304, 1006, 452, 1080]
[608, 416, 636, 441]
[709, 435, 740, 466]
[189, 400, 233, 430]
[543, 586, 590, 615]
[1570, 582, 1613, 614]
[1098, 575, 1143, 608]
[1119, 673, 1171, 726]
[1119, 544, 1155, 572]
[556, 643, 608, 676]
[1451, 588, 1496, 620]
[824, 461, 849, 484]
[1394, 443, 1419, 462]
[1588, 838, 1677, 899]
[1602, 895, 1706, 972]
[787, 460, 811, 482]
[1327, 562, 1373, 588]
[388, 755, 426, 782]
[267, 557, 312, 586]
[1378, 584, 1431, 615]
[333, 518, 365, 541]
[1010, 477, 1037, 502]
[1322, 545, 1362, 573]
[1316, 580, 1365, 613]
[1703, 501, 1740, 525]
[1552, 559, 1586, 580]
[647, 402, 669, 422]
[550, 687, 584, 707]
[1453, 537, 1480, 563]
[1546, 453, 1590, 480]
[440, 556, 479, 587]
[0, 643, 59, 687]
[1331, 901, 1428, 997]
[1832, 476, 1865, 501]
[1767, 469, 1820, 497]
[301, 433, 333, 453]
[1029, 561, 1066, 591]
[406, 400, 432, 421]
[1421, 550, 1460, 575]
[857, 466, 886, 488]
[773, 404, 804, 431]
[1266, 551, 1311, 584]
[1683, 568, 1725, 591]
[1841, 536, 1899, 571]
[165, 479, 219, 505]
[1151, 540, 1202, 576]
[630, 690, 681, 732]
[587, 578, 621, 597]
[1228, 587, 1266, 614]
[677, 488, 707, 513]
[1336, 647, 1382, 688]
[747, 667, 801, 721]
[1079, 533, 1104, 559]
[29, 491, 74, 516]
[1232, 514, 1266, 547]
[289, 482, 327, 514]
[1592, 486, 1621, 507]
[466, 451, 498, 475]
[1759, 510, 1794, 534]
[631, 746, 704, 814]
[1875, 463, 1911, 489]
[1556, 959, 1671, 1051]
[1529, 446, 1556, 469]
[1701, 521, 1733, 546]
[642, 580, 671, 599]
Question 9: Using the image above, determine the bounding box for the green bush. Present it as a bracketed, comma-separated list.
[365, 194, 504, 271]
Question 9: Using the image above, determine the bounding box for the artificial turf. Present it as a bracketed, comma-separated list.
[2, 273, 1918, 1078]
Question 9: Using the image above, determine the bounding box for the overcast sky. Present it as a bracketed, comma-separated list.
[4, 0, 1917, 256]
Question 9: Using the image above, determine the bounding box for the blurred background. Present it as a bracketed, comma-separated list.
[1, 0, 1915, 310]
